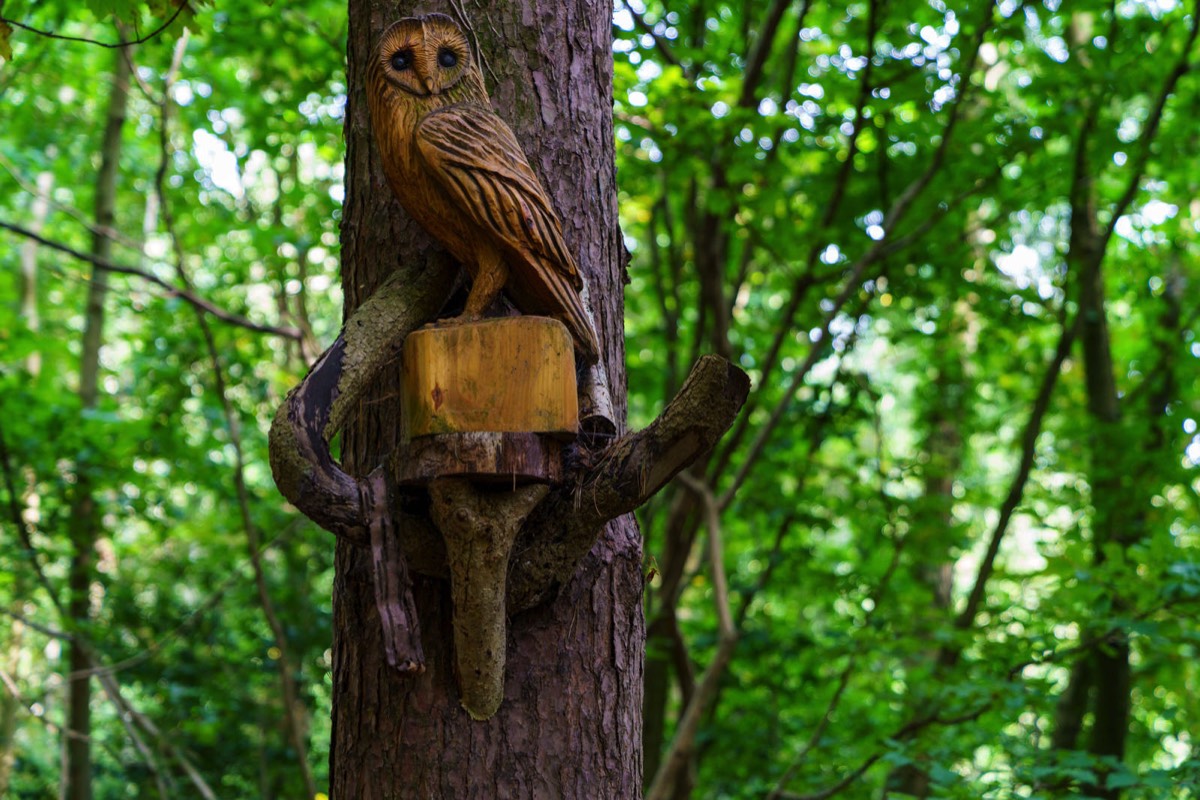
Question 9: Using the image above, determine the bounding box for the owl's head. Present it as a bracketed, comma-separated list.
[372, 14, 477, 98]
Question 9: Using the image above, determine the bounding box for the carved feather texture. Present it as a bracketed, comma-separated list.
[365, 14, 600, 365]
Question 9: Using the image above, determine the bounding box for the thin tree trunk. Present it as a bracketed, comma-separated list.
[1066, 246, 1181, 799]
[1049, 21, 1125, 786]
[1050, 659, 1092, 751]
[643, 613, 675, 787]
[62, 48, 132, 800]
[643, 494, 700, 793]
[141, 30, 320, 795]
[19, 171, 52, 375]
[331, 1, 641, 796]
[0, 610, 24, 796]
[2, 172, 51, 797]
[885, 231, 974, 800]
[1075, 241, 1131, 797]
[1048, 9, 1197, 790]
[886, 378, 965, 798]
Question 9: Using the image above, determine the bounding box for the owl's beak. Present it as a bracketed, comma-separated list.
[422, 75, 439, 95]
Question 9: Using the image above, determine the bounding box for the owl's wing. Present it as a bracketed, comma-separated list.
[413, 102, 582, 290]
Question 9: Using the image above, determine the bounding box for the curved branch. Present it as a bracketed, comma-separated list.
[0, 219, 302, 339]
[269, 256, 455, 673]
[645, 474, 738, 800]
[273, 345, 746, 615]
[367, 355, 749, 615]
[0, 152, 145, 253]
[947, 311, 1081, 645]
[1101, 0, 1199, 249]
[270, 272, 747, 678]
[506, 355, 749, 611]
[268, 259, 456, 538]
[0, 4, 187, 49]
[620, 0, 687, 75]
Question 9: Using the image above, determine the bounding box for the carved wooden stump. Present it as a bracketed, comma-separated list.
[397, 316, 578, 485]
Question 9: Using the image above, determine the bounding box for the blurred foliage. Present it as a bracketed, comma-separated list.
[0, 0, 1198, 798]
[617, 0, 1200, 798]
[1, 1, 343, 797]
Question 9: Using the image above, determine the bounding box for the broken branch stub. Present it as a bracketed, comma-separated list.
[362, 470, 425, 673]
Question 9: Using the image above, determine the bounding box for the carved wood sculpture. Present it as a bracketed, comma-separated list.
[268, 12, 750, 720]
[365, 13, 600, 364]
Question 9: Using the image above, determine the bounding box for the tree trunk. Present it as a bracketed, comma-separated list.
[886, 235, 974, 800]
[331, 1, 642, 796]
[2, 172, 51, 798]
[0, 611, 24, 797]
[63, 47, 132, 800]
[19, 171, 52, 376]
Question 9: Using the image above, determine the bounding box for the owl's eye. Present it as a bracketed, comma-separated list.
[390, 49, 412, 71]
[437, 48, 458, 68]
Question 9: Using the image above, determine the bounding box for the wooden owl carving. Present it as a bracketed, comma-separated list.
[366, 13, 601, 366]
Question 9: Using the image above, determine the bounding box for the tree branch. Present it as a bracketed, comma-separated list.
[770, 594, 1198, 800]
[271, 253, 746, 680]
[0, 3, 187, 49]
[2, 521, 301, 685]
[0, 668, 89, 744]
[737, 0, 793, 108]
[645, 474, 739, 800]
[881, 1, 992, 231]
[715, 124, 999, 505]
[0, 220, 302, 339]
[1101, 0, 1199, 250]
[268, 260, 456, 541]
[620, 0, 687, 74]
[92, 671, 218, 800]
[148, 37, 317, 793]
[2, 610, 219, 797]
[0, 152, 144, 253]
[710, 0, 883, 474]
[506, 355, 749, 612]
[0, 426, 64, 616]
[947, 311, 1081, 645]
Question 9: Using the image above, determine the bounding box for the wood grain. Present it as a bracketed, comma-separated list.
[400, 316, 578, 439]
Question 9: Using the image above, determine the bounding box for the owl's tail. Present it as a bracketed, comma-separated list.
[558, 290, 601, 368]
[512, 253, 601, 367]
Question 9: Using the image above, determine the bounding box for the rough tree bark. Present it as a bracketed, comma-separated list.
[334, 0, 633, 792]
[274, 1, 746, 796]
[270, 3, 745, 793]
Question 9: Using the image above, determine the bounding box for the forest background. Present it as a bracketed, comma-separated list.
[1, 0, 1199, 798]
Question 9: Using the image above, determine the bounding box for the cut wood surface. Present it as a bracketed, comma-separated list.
[402, 316, 578, 438]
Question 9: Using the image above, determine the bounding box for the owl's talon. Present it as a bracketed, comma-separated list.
[431, 314, 479, 328]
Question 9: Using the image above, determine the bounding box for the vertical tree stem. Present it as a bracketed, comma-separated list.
[63, 46, 132, 800]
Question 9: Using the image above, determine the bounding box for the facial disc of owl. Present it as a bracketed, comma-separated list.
[376, 14, 474, 97]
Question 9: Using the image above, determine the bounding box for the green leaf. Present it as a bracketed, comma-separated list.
[1104, 770, 1140, 790]
[928, 764, 959, 785]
